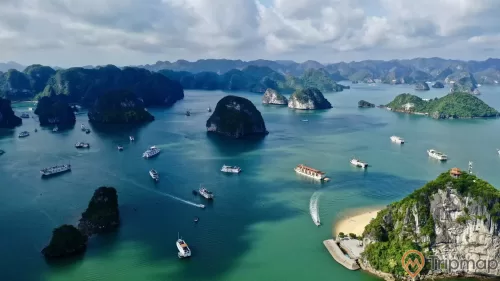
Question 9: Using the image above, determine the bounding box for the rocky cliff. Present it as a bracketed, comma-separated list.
[362, 170, 500, 280]
[288, 88, 332, 110]
[206, 95, 268, 138]
[88, 90, 154, 124]
[262, 88, 287, 105]
[78, 187, 120, 237]
[432, 82, 444, 88]
[0, 98, 22, 128]
[415, 82, 430, 91]
[34, 96, 76, 129]
[358, 100, 375, 108]
[42, 225, 87, 259]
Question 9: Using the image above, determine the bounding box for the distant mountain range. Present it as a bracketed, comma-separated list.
[138, 57, 500, 85]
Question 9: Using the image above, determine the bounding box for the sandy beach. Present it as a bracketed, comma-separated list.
[334, 209, 382, 237]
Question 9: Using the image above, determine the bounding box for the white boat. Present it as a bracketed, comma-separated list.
[143, 146, 160, 158]
[75, 142, 90, 148]
[221, 165, 241, 173]
[198, 185, 214, 199]
[149, 169, 159, 181]
[176, 235, 192, 258]
[40, 164, 71, 177]
[129, 136, 135, 141]
[350, 158, 368, 168]
[294, 164, 326, 180]
[18, 131, 30, 138]
[80, 124, 86, 131]
[427, 149, 447, 161]
[117, 146, 124, 151]
[390, 136, 405, 144]
[52, 126, 59, 132]
[497, 149, 500, 155]
[208, 106, 212, 112]
[301, 119, 309, 122]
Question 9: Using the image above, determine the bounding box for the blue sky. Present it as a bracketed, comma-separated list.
[0, 0, 499, 67]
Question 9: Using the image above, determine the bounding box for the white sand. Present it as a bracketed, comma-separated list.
[334, 209, 381, 237]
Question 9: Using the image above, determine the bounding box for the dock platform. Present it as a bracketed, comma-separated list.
[323, 239, 360, 270]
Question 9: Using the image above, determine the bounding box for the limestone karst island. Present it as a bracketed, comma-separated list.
[3, 2, 500, 281]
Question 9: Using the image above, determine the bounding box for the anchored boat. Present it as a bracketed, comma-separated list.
[177, 234, 192, 259]
[40, 164, 71, 177]
[143, 146, 160, 158]
[390, 136, 404, 144]
[75, 142, 90, 149]
[294, 164, 327, 181]
[427, 149, 447, 161]
[149, 169, 159, 181]
[18, 131, 30, 138]
[198, 185, 214, 199]
[350, 158, 368, 169]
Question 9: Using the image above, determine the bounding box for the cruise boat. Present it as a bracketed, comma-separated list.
[149, 169, 159, 181]
[176, 235, 192, 258]
[198, 185, 214, 199]
[427, 149, 447, 161]
[350, 158, 368, 168]
[129, 136, 135, 141]
[75, 142, 90, 148]
[18, 131, 30, 138]
[390, 136, 405, 144]
[117, 146, 124, 151]
[40, 164, 71, 177]
[221, 165, 241, 173]
[294, 164, 326, 180]
[20, 112, 30, 118]
[52, 126, 59, 132]
[143, 146, 161, 158]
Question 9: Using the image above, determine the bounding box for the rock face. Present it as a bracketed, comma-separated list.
[88, 90, 154, 124]
[78, 187, 120, 237]
[415, 81, 430, 91]
[288, 88, 332, 110]
[432, 81, 444, 88]
[358, 100, 375, 108]
[0, 98, 22, 128]
[362, 171, 500, 279]
[262, 88, 288, 105]
[34, 96, 75, 129]
[41, 225, 88, 259]
[206, 95, 268, 138]
[449, 72, 478, 94]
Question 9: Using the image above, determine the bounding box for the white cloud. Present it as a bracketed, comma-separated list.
[0, 0, 498, 66]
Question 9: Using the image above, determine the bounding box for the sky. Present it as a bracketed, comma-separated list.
[0, 0, 499, 67]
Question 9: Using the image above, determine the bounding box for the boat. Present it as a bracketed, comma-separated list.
[186, 110, 191, 116]
[194, 217, 199, 223]
[117, 146, 124, 151]
[199, 204, 205, 209]
[390, 136, 405, 144]
[198, 185, 214, 199]
[294, 164, 326, 181]
[221, 165, 241, 173]
[497, 149, 500, 155]
[34, 128, 37, 132]
[85, 129, 91, 134]
[75, 142, 90, 148]
[0, 149, 5, 156]
[207, 106, 212, 112]
[301, 119, 309, 122]
[176, 235, 192, 258]
[350, 158, 368, 168]
[427, 149, 448, 161]
[20, 112, 30, 118]
[80, 124, 86, 131]
[143, 146, 161, 158]
[129, 136, 135, 141]
[18, 131, 30, 138]
[40, 164, 71, 177]
[149, 169, 159, 181]
[52, 126, 59, 132]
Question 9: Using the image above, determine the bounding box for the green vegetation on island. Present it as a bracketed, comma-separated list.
[88, 90, 154, 124]
[78, 186, 120, 237]
[288, 88, 332, 110]
[386, 92, 499, 119]
[431, 81, 444, 88]
[0, 98, 22, 128]
[34, 96, 76, 129]
[42, 225, 88, 259]
[206, 95, 268, 139]
[362, 170, 500, 278]
[358, 100, 375, 108]
[414, 82, 430, 91]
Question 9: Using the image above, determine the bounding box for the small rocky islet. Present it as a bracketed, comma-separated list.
[34, 95, 76, 129]
[357, 100, 375, 108]
[88, 90, 154, 124]
[42, 186, 119, 259]
[262, 88, 287, 105]
[287, 87, 332, 110]
[0, 97, 22, 128]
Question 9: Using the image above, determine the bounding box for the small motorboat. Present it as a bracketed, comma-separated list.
[52, 126, 59, 132]
[301, 119, 309, 122]
[34, 128, 38, 132]
[194, 217, 199, 223]
[207, 106, 212, 112]
[117, 146, 124, 151]
[185, 110, 191, 116]
[130, 136, 135, 141]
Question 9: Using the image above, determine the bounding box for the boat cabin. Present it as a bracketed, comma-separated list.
[296, 164, 326, 179]
[450, 168, 462, 179]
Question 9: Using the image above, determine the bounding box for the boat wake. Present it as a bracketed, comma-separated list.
[309, 191, 321, 226]
[147, 188, 204, 208]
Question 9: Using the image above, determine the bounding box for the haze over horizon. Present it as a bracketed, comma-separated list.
[1, 0, 499, 67]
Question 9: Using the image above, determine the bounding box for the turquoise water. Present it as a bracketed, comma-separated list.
[1, 84, 499, 281]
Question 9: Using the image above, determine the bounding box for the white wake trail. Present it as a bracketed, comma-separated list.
[309, 191, 321, 226]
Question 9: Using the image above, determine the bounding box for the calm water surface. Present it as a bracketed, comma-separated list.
[1, 84, 498, 281]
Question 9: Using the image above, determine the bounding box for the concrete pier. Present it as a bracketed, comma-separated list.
[323, 239, 360, 270]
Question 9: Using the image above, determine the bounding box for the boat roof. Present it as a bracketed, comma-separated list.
[296, 164, 325, 174]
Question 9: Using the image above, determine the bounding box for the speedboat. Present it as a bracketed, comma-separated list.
[149, 169, 159, 181]
[194, 217, 199, 223]
[117, 146, 124, 151]
[129, 136, 135, 141]
[176, 235, 192, 259]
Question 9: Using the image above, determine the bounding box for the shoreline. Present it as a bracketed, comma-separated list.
[333, 207, 383, 237]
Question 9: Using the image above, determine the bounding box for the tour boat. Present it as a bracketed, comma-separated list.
[117, 146, 124, 151]
[390, 136, 405, 144]
[221, 165, 241, 173]
[350, 158, 368, 168]
[198, 185, 214, 199]
[149, 169, 159, 181]
[18, 131, 30, 138]
[40, 164, 71, 177]
[294, 164, 327, 180]
[427, 149, 447, 161]
[75, 142, 90, 148]
[143, 146, 161, 158]
[176, 234, 192, 258]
